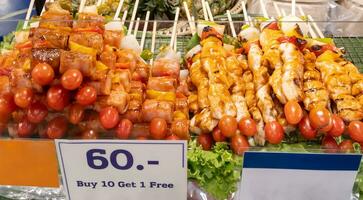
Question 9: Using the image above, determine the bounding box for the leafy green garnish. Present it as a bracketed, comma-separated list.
[186, 33, 200, 51]
[0, 32, 15, 51]
[188, 140, 242, 200]
[241, 24, 250, 30]
[223, 35, 241, 48]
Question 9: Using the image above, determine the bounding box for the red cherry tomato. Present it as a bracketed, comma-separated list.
[14, 87, 33, 108]
[171, 119, 189, 139]
[17, 118, 35, 137]
[309, 107, 332, 130]
[166, 134, 180, 140]
[231, 134, 249, 155]
[46, 85, 70, 111]
[61, 69, 83, 90]
[31, 63, 54, 86]
[76, 86, 97, 106]
[265, 121, 284, 144]
[150, 118, 167, 140]
[68, 104, 85, 125]
[99, 106, 119, 129]
[284, 100, 303, 125]
[0, 92, 17, 116]
[218, 116, 238, 138]
[348, 121, 363, 142]
[339, 140, 354, 153]
[238, 118, 257, 137]
[212, 127, 226, 142]
[27, 101, 48, 123]
[266, 22, 279, 30]
[328, 114, 345, 137]
[197, 133, 213, 150]
[298, 116, 317, 140]
[116, 119, 133, 139]
[81, 129, 98, 139]
[46, 116, 68, 139]
[322, 135, 338, 153]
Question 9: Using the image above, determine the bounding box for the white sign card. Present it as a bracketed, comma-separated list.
[55, 140, 187, 200]
[237, 152, 362, 200]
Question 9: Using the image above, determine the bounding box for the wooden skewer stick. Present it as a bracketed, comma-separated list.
[23, 0, 36, 29]
[259, 0, 268, 18]
[121, 10, 128, 26]
[298, 6, 317, 38]
[226, 10, 236, 37]
[281, 8, 287, 17]
[79, 0, 87, 13]
[174, 32, 177, 51]
[170, 7, 180, 49]
[273, 2, 282, 18]
[183, 2, 196, 35]
[241, 1, 250, 26]
[97, 0, 103, 7]
[114, 0, 125, 20]
[140, 11, 150, 50]
[205, 1, 214, 22]
[308, 15, 324, 38]
[150, 21, 157, 65]
[133, 17, 140, 36]
[248, 16, 254, 27]
[41, 0, 50, 15]
[291, 0, 296, 16]
[127, 0, 140, 35]
[201, 0, 209, 21]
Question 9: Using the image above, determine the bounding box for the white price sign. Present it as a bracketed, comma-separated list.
[237, 152, 362, 200]
[55, 140, 187, 200]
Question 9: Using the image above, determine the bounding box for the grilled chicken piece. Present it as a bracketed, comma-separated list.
[302, 49, 330, 110]
[60, 50, 94, 76]
[99, 50, 116, 69]
[74, 13, 105, 30]
[190, 108, 218, 134]
[32, 48, 60, 70]
[142, 99, 174, 123]
[106, 86, 130, 114]
[279, 42, 304, 102]
[39, 3, 72, 28]
[248, 43, 278, 123]
[259, 29, 284, 53]
[115, 49, 138, 73]
[316, 51, 363, 121]
[147, 77, 177, 92]
[152, 58, 180, 79]
[190, 60, 209, 109]
[208, 83, 236, 119]
[103, 30, 123, 49]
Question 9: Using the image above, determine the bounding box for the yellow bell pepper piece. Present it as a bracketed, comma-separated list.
[96, 61, 109, 71]
[146, 90, 176, 102]
[69, 41, 97, 57]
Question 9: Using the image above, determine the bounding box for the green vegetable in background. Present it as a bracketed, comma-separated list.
[141, 49, 153, 61]
[186, 33, 200, 51]
[0, 32, 15, 51]
[188, 140, 242, 200]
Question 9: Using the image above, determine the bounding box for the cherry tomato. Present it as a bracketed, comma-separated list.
[0, 92, 16, 116]
[218, 116, 238, 138]
[61, 69, 83, 90]
[150, 118, 167, 140]
[309, 107, 332, 130]
[197, 133, 213, 150]
[46, 85, 70, 111]
[238, 118, 257, 137]
[31, 63, 54, 86]
[14, 87, 33, 108]
[99, 106, 119, 129]
[266, 22, 279, 30]
[328, 114, 345, 137]
[76, 86, 97, 106]
[299, 116, 317, 140]
[166, 134, 180, 140]
[231, 134, 249, 155]
[27, 101, 48, 123]
[46, 116, 68, 139]
[339, 140, 354, 153]
[348, 121, 363, 142]
[116, 119, 133, 139]
[68, 104, 85, 125]
[171, 119, 189, 139]
[265, 121, 284, 144]
[322, 135, 338, 153]
[284, 100, 303, 125]
[17, 118, 35, 137]
[212, 127, 226, 142]
[81, 129, 98, 139]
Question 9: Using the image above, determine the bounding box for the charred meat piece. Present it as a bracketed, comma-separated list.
[142, 99, 174, 123]
[73, 13, 105, 30]
[103, 30, 123, 49]
[147, 77, 177, 92]
[60, 50, 94, 76]
[100, 50, 116, 69]
[32, 48, 60, 70]
[69, 32, 104, 54]
[30, 27, 70, 49]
